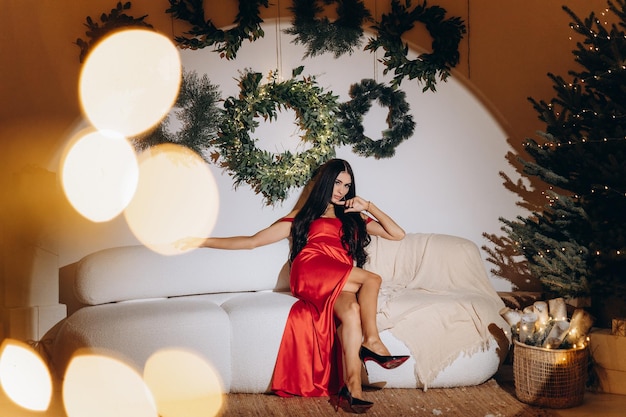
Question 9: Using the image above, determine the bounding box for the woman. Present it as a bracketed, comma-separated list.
[181, 159, 408, 412]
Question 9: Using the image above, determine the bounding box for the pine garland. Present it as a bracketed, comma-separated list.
[75, 1, 153, 62]
[213, 67, 343, 204]
[133, 70, 222, 159]
[366, 0, 466, 91]
[339, 79, 415, 158]
[284, 0, 372, 58]
[166, 0, 269, 59]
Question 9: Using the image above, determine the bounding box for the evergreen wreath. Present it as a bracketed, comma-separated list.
[166, 0, 269, 60]
[366, 0, 466, 91]
[214, 66, 343, 205]
[75, 1, 153, 63]
[284, 0, 372, 58]
[339, 79, 415, 158]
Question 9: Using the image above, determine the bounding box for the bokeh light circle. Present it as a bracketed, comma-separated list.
[61, 129, 139, 222]
[79, 29, 181, 136]
[124, 144, 219, 255]
[0, 339, 52, 411]
[63, 353, 157, 417]
[143, 349, 224, 417]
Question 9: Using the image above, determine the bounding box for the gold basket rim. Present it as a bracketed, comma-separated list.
[513, 339, 587, 353]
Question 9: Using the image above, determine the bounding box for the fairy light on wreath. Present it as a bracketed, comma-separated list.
[365, 0, 466, 91]
[284, 0, 372, 58]
[213, 67, 343, 205]
[339, 79, 415, 158]
[166, 0, 269, 59]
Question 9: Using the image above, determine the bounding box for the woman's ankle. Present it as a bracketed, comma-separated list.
[362, 338, 391, 356]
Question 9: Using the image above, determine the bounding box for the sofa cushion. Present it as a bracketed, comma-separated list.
[221, 292, 297, 393]
[74, 242, 290, 305]
[49, 297, 232, 389]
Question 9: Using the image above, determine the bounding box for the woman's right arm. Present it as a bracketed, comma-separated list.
[179, 213, 295, 251]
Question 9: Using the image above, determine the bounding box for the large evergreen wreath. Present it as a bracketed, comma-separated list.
[366, 0, 466, 91]
[284, 0, 372, 58]
[213, 67, 343, 204]
[339, 79, 415, 158]
[166, 0, 269, 59]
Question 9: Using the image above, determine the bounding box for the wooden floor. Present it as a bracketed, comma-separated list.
[1, 376, 624, 417]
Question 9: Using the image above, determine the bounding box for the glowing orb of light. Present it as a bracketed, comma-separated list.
[124, 144, 219, 255]
[0, 339, 52, 411]
[63, 353, 157, 417]
[61, 129, 139, 222]
[143, 349, 224, 417]
[79, 29, 181, 137]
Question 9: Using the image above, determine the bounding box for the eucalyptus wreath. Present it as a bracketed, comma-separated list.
[132, 70, 222, 159]
[214, 67, 343, 204]
[284, 0, 372, 58]
[339, 79, 415, 158]
[366, 0, 466, 91]
[166, 0, 269, 60]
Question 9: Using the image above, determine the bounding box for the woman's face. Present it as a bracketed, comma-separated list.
[331, 171, 352, 204]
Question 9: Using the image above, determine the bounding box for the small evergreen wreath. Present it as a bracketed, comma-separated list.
[366, 0, 466, 91]
[166, 0, 269, 60]
[284, 0, 372, 58]
[214, 67, 343, 204]
[339, 79, 415, 158]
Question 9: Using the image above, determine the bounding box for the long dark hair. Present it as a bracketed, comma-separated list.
[290, 159, 370, 267]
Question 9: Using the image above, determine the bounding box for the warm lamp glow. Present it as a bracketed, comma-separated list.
[61, 129, 139, 222]
[0, 339, 52, 411]
[124, 144, 219, 255]
[63, 353, 157, 417]
[143, 349, 224, 417]
[79, 29, 181, 136]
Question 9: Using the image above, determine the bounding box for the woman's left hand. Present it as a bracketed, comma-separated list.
[339, 196, 370, 213]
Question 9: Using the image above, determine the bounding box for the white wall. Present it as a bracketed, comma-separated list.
[55, 21, 522, 290]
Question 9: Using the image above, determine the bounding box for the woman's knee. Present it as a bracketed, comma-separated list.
[336, 296, 361, 322]
[365, 271, 382, 287]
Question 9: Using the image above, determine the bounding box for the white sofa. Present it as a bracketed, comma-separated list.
[46, 233, 510, 393]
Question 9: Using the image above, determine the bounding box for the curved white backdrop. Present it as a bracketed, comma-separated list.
[57, 21, 522, 291]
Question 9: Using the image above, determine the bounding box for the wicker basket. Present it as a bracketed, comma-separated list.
[513, 340, 588, 408]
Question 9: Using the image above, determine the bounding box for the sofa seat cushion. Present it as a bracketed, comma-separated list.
[50, 297, 232, 390]
[220, 292, 297, 393]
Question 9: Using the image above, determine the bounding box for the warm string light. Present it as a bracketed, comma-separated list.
[524, 135, 626, 149]
[523, 137, 626, 201]
[513, 238, 624, 259]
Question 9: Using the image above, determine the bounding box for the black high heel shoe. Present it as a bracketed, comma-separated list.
[334, 386, 373, 414]
[359, 346, 410, 370]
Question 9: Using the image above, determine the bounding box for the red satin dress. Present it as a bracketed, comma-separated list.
[271, 217, 353, 397]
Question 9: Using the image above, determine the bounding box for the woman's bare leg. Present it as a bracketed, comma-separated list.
[342, 267, 391, 356]
[334, 291, 364, 398]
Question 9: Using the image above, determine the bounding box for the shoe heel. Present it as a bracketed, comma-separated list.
[336, 385, 373, 414]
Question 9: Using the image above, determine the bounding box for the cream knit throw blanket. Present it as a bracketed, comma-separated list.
[365, 233, 509, 389]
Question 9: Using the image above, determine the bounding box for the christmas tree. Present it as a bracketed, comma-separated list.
[485, 0, 626, 327]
